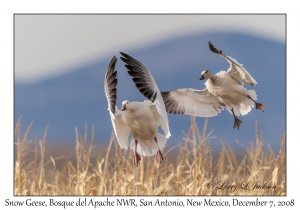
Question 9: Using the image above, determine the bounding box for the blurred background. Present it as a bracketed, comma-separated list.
[14, 14, 285, 155]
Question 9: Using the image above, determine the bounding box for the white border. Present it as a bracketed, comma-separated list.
[1, 0, 297, 209]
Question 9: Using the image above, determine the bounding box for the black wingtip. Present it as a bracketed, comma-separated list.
[119, 51, 126, 57]
[111, 55, 117, 62]
[119, 52, 137, 66]
[120, 56, 128, 63]
[105, 56, 118, 114]
[161, 91, 170, 98]
[119, 52, 131, 60]
[108, 56, 117, 69]
[119, 52, 145, 73]
[208, 40, 222, 54]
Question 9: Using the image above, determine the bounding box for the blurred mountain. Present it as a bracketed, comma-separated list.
[14, 32, 285, 152]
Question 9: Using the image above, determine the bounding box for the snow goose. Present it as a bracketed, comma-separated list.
[162, 40, 265, 129]
[200, 40, 265, 129]
[104, 56, 171, 166]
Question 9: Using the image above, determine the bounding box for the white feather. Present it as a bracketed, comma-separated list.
[108, 106, 129, 149]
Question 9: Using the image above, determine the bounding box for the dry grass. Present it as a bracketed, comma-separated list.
[14, 116, 286, 196]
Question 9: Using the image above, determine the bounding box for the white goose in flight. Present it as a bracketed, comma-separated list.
[161, 40, 265, 129]
[104, 55, 170, 166]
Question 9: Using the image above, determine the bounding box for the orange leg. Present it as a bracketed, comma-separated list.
[154, 137, 163, 162]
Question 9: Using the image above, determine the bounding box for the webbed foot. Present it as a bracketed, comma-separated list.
[233, 118, 243, 130]
[255, 102, 265, 112]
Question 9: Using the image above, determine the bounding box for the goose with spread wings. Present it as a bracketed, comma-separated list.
[104, 56, 171, 166]
[161, 40, 265, 130]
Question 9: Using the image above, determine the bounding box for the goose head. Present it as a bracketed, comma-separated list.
[121, 100, 130, 111]
[199, 70, 213, 80]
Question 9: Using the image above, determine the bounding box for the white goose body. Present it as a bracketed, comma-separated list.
[119, 100, 168, 157]
[122, 101, 157, 140]
[204, 71, 257, 117]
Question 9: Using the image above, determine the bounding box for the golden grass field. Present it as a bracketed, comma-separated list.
[14, 116, 286, 196]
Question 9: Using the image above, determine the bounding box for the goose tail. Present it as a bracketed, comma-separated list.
[247, 89, 257, 101]
[226, 90, 257, 116]
[239, 90, 257, 116]
[130, 133, 167, 157]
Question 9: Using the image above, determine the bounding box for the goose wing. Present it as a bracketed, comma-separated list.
[208, 40, 257, 86]
[150, 101, 171, 138]
[161, 88, 224, 117]
[120, 52, 171, 138]
[104, 56, 129, 149]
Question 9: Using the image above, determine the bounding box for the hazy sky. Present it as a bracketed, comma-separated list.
[15, 14, 285, 83]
